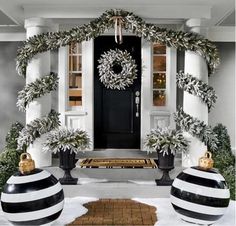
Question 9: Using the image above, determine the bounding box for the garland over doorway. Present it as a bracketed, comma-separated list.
[16, 9, 218, 151]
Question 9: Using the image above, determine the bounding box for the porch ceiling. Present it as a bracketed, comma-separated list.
[0, 0, 234, 42]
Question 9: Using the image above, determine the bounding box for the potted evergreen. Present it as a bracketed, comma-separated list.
[145, 127, 189, 185]
[44, 128, 90, 184]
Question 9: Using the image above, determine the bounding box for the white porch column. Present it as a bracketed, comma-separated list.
[183, 19, 208, 167]
[25, 18, 53, 167]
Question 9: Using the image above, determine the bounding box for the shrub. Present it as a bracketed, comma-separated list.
[5, 122, 24, 149]
[221, 166, 235, 201]
[213, 123, 231, 152]
[0, 149, 21, 192]
[0, 122, 24, 193]
[212, 123, 235, 200]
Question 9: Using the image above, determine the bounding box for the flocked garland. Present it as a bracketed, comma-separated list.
[17, 73, 58, 112]
[176, 71, 217, 111]
[16, 9, 219, 77]
[98, 49, 137, 90]
[15, 9, 220, 154]
[174, 108, 218, 151]
[17, 110, 60, 151]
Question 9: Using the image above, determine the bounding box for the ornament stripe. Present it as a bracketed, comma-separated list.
[175, 213, 217, 225]
[5, 175, 58, 194]
[177, 172, 227, 189]
[7, 170, 50, 184]
[1, 189, 64, 213]
[2, 200, 64, 222]
[10, 210, 62, 226]
[184, 167, 224, 180]
[172, 203, 223, 221]
[172, 178, 230, 198]
[171, 186, 230, 207]
[191, 166, 218, 174]
[1, 182, 62, 202]
[171, 196, 227, 215]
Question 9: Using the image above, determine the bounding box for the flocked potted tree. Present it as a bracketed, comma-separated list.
[44, 128, 90, 185]
[145, 127, 189, 185]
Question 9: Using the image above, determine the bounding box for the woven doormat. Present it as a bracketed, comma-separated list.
[79, 158, 157, 168]
[67, 199, 157, 225]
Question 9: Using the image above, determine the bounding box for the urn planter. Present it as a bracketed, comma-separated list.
[59, 149, 78, 185]
[144, 127, 189, 186]
[43, 128, 90, 185]
[156, 151, 175, 186]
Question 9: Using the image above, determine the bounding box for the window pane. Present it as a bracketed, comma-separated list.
[77, 56, 82, 71]
[153, 56, 166, 71]
[68, 90, 82, 106]
[153, 43, 166, 54]
[69, 73, 82, 89]
[153, 90, 166, 106]
[69, 43, 77, 54]
[153, 73, 166, 89]
[68, 43, 82, 107]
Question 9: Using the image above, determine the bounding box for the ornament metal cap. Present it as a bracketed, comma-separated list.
[19, 153, 35, 174]
[198, 151, 214, 170]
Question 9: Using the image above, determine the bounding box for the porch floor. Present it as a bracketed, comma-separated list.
[44, 149, 183, 199]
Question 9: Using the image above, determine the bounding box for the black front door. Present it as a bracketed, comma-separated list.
[94, 36, 141, 149]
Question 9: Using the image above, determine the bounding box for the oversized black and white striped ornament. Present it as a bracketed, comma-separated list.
[170, 166, 230, 225]
[1, 168, 64, 225]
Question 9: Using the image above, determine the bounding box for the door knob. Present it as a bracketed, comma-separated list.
[135, 91, 140, 117]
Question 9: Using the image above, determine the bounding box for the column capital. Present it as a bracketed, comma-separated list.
[186, 18, 204, 28]
[24, 18, 54, 29]
[185, 18, 208, 36]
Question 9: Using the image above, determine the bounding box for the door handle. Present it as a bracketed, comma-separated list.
[135, 91, 140, 117]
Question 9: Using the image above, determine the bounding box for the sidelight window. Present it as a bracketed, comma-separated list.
[68, 42, 82, 108]
[152, 43, 167, 107]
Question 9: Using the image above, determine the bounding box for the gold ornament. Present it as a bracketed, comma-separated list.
[19, 153, 35, 174]
[198, 151, 214, 170]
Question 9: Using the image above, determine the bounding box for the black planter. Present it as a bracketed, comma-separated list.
[155, 151, 174, 186]
[59, 149, 78, 185]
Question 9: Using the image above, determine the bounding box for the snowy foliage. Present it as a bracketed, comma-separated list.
[174, 108, 218, 151]
[176, 71, 217, 111]
[43, 128, 90, 154]
[17, 73, 58, 112]
[16, 9, 219, 77]
[144, 127, 189, 156]
[98, 49, 137, 90]
[17, 110, 60, 151]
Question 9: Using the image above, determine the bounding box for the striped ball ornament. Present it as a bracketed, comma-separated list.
[170, 166, 230, 225]
[1, 169, 64, 225]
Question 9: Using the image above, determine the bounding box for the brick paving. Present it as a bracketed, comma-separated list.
[68, 199, 157, 226]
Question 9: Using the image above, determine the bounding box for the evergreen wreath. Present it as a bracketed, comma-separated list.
[17, 110, 60, 152]
[174, 108, 218, 151]
[176, 71, 217, 111]
[17, 73, 58, 112]
[98, 49, 137, 90]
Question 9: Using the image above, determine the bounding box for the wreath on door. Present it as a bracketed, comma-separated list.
[97, 48, 137, 90]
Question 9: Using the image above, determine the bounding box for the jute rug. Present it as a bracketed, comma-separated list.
[67, 199, 157, 226]
[79, 158, 157, 168]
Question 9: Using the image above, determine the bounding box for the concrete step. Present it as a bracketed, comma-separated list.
[44, 150, 183, 198]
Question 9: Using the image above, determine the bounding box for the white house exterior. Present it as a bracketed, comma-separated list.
[0, 0, 235, 167]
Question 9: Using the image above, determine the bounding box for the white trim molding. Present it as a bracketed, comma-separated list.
[0, 32, 25, 41]
[208, 26, 235, 42]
